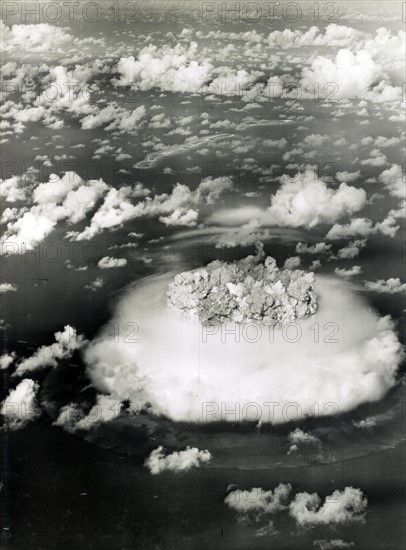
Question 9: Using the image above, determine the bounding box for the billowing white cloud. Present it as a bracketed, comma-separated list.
[267, 24, 362, 49]
[287, 428, 321, 455]
[117, 42, 212, 93]
[289, 487, 367, 526]
[145, 446, 212, 474]
[283, 256, 301, 269]
[336, 171, 361, 183]
[326, 218, 374, 240]
[74, 394, 121, 431]
[0, 283, 17, 293]
[1, 379, 40, 430]
[326, 212, 401, 240]
[0, 352, 16, 370]
[0, 175, 30, 202]
[296, 242, 332, 255]
[335, 266, 362, 279]
[224, 483, 291, 516]
[53, 403, 85, 432]
[98, 257, 127, 269]
[1, 22, 75, 53]
[353, 417, 377, 430]
[160, 208, 198, 227]
[364, 278, 406, 294]
[264, 169, 366, 228]
[80, 104, 146, 133]
[301, 49, 378, 99]
[14, 325, 86, 376]
[72, 177, 233, 240]
[337, 239, 367, 259]
[300, 41, 402, 102]
[1, 172, 108, 251]
[208, 68, 264, 96]
[378, 164, 405, 199]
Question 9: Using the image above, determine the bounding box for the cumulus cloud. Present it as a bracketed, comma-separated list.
[14, 325, 86, 376]
[364, 278, 406, 294]
[75, 394, 122, 430]
[283, 256, 301, 269]
[1, 172, 108, 251]
[98, 257, 128, 269]
[336, 171, 361, 183]
[80, 104, 146, 133]
[289, 487, 367, 527]
[33, 64, 96, 120]
[301, 49, 379, 99]
[83, 272, 403, 424]
[337, 239, 367, 259]
[53, 403, 85, 432]
[145, 446, 212, 474]
[0, 352, 16, 370]
[325, 213, 400, 240]
[72, 177, 233, 240]
[299, 28, 404, 101]
[54, 395, 124, 432]
[326, 218, 374, 240]
[1, 22, 75, 53]
[1, 379, 40, 430]
[225, 483, 291, 516]
[287, 428, 321, 455]
[378, 164, 405, 199]
[335, 266, 362, 279]
[116, 42, 212, 93]
[0, 175, 30, 202]
[353, 417, 377, 430]
[296, 242, 332, 255]
[0, 283, 17, 293]
[267, 24, 363, 49]
[208, 68, 263, 96]
[264, 169, 366, 228]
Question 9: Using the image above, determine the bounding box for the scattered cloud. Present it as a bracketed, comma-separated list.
[14, 325, 86, 376]
[98, 257, 128, 269]
[84, 278, 105, 292]
[116, 42, 212, 93]
[264, 169, 366, 229]
[0, 352, 16, 370]
[337, 239, 367, 259]
[224, 483, 291, 519]
[364, 278, 406, 294]
[1, 379, 40, 430]
[335, 266, 362, 279]
[290, 487, 367, 527]
[145, 446, 212, 474]
[0, 283, 17, 293]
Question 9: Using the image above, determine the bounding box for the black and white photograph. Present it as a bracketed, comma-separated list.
[0, 1, 405, 548]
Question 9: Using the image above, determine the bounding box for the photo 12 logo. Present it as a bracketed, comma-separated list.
[1, 2, 141, 24]
[201, 400, 340, 423]
[201, 2, 340, 24]
[201, 321, 339, 344]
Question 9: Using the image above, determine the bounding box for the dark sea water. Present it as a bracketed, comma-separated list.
[1, 423, 405, 550]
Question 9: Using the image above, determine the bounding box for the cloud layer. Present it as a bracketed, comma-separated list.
[145, 446, 212, 474]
